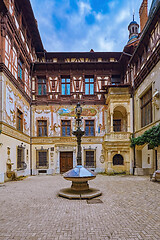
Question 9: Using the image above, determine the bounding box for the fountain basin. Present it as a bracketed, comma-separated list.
[59, 165, 102, 199]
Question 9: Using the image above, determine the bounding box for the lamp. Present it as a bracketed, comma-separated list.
[75, 102, 82, 115]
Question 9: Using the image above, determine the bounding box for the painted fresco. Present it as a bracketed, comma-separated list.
[58, 107, 97, 117]
[4, 81, 30, 135]
[33, 105, 107, 137]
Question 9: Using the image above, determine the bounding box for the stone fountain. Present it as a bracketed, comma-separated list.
[59, 103, 101, 199]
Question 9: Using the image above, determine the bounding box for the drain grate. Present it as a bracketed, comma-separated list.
[87, 199, 103, 204]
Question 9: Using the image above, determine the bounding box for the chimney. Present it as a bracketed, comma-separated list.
[139, 0, 148, 32]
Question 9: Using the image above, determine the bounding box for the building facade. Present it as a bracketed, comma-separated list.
[0, 0, 159, 183]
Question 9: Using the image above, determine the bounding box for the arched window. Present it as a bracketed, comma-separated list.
[113, 154, 124, 165]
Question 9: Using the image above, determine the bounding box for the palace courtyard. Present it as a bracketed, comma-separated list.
[0, 175, 160, 240]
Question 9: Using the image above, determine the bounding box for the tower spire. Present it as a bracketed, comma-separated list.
[133, 10, 135, 21]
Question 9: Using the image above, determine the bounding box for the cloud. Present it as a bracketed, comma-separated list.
[108, 0, 118, 10]
[115, 9, 131, 23]
[30, 0, 148, 52]
[78, 1, 91, 16]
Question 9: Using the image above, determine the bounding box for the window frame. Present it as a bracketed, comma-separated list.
[84, 150, 96, 168]
[18, 58, 23, 81]
[36, 150, 49, 169]
[17, 146, 25, 169]
[85, 120, 95, 136]
[37, 120, 48, 137]
[17, 109, 23, 132]
[37, 78, 47, 95]
[141, 88, 152, 128]
[61, 120, 71, 136]
[85, 76, 94, 95]
[61, 76, 71, 95]
[113, 119, 121, 132]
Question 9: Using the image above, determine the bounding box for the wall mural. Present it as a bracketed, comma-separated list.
[58, 107, 97, 117]
[34, 105, 106, 137]
[5, 82, 30, 135]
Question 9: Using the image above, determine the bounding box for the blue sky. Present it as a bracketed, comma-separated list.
[30, 0, 152, 52]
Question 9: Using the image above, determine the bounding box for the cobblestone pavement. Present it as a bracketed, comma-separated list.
[0, 175, 160, 240]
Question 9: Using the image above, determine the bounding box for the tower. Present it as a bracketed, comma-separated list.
[128, 15, 139, 44]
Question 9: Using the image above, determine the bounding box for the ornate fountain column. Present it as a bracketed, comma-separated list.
[72, 102, 84, 165]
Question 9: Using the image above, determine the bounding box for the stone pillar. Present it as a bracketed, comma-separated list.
[127, 112, 130, 132]
[110, 113, 113, 132]
[107, 151, 113, 173]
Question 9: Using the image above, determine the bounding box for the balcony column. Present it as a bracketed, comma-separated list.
[127, 112, 130, 132]
[110, 113, 113, 132]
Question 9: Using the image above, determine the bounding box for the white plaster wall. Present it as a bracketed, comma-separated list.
[82, 143, 105, 173]
[0, 134, 30, 183]
[32, 144, 56, 175]
[142, 145, 154, 169]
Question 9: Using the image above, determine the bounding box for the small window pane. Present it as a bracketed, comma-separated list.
[62, 126, 66, 136]
[85, 84, 89, 94]
[67, 84, 70, 95]
[67, 126, 70, 136]
[90, 126, 94, 136]
[62, 84, 65, 95]
[85, 126, 89, 136]
[43, 85, 47, 95]
[90, 84, 94, 94]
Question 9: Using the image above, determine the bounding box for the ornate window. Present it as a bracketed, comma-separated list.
[85, 151, 95, 168]
[36, 150, 48, 169]
[61, 77, 70, 95]
[37, 120, 47, 137]
[61, 120, 71, 136]
[141, 88, 152, 127]
[18, 59, 23, 80]
[85, 77, 94, 95]
[38, 78, 47, 95]
[113, 154, 124, 165]
[17, 109, 23, 131]
[85, 120, 94, 136]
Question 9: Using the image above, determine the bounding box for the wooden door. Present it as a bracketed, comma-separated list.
[60, 152, 73, 173]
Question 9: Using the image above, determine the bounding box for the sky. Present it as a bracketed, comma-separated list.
[30, 0, 152, 52]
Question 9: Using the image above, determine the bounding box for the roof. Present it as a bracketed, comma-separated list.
[149, 0, 160, 17]
[15, 0, 44, 52]
[129, 0, 160, 63]
[129, 21, 138, 25]
[128, 35, 138, 43]
[37, 52, 122, 61]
